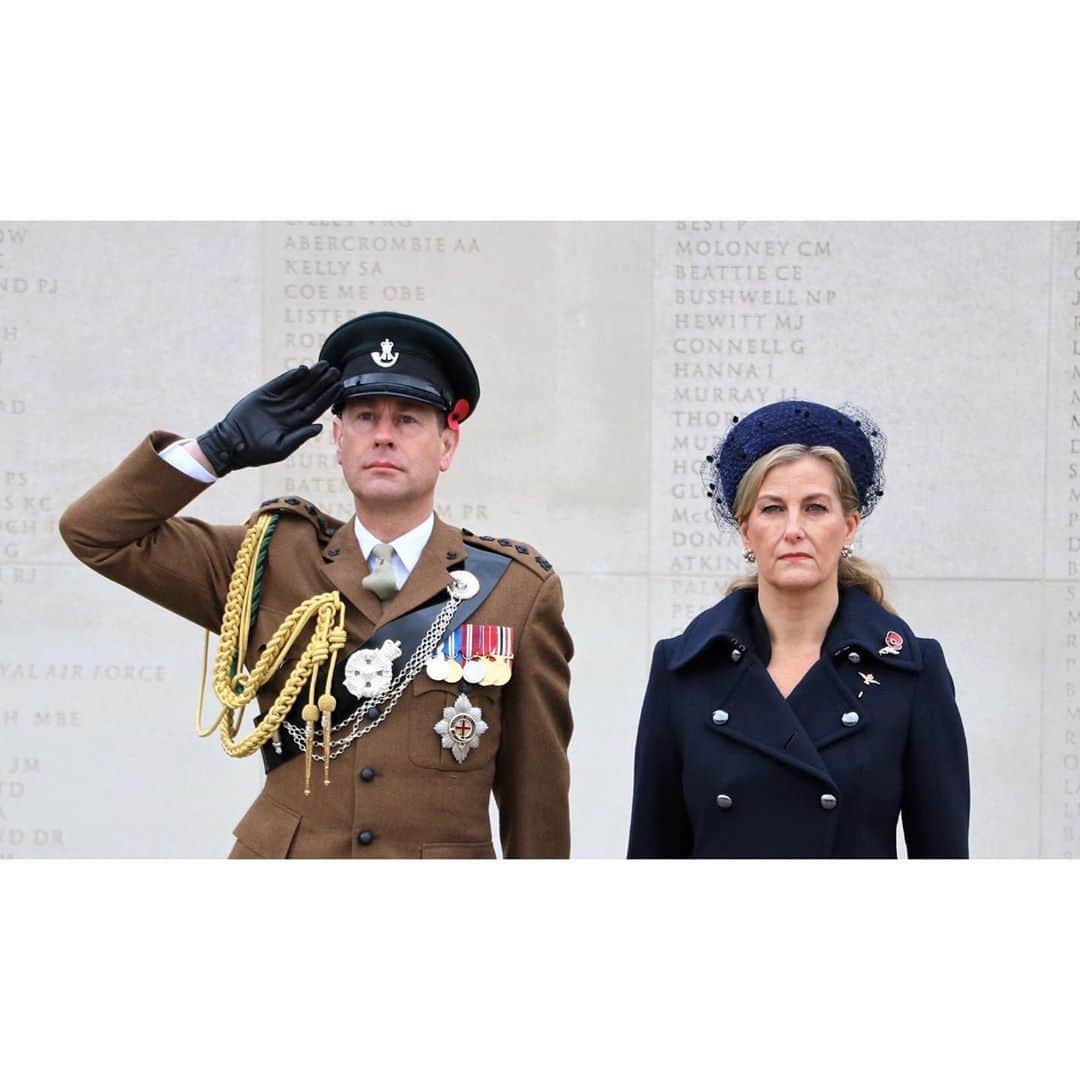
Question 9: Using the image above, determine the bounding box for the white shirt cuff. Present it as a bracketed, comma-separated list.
[158, 439, 218, 484]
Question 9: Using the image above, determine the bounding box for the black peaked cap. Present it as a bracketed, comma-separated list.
[318, 311, 479, 422]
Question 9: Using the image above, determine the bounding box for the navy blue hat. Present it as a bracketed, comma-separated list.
[319, 311, 479, 428]
[701, 400, 887, 527]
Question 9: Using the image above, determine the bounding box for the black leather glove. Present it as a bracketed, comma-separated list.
[197, 363, 342, 476]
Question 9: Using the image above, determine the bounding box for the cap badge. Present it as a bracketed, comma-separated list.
[372, 338, 399, 368]
[435, 693, 488, 764]
[878, 630, 904, 656]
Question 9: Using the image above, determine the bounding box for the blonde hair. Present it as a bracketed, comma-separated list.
[726, 443, 894, 612]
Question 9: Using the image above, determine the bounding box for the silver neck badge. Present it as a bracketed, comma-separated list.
[344, 639, 402, 699]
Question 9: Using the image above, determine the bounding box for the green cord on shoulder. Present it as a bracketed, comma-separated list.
[228, 512, 280, 684]
[249, 512, 279, 635]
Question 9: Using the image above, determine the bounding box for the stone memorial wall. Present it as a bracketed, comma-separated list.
[0, 221, 1070, 857]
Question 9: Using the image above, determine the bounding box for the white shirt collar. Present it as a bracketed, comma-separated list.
[353, 513, 435, 573]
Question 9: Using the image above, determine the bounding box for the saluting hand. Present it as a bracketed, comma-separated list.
[197, 363, 342, 476]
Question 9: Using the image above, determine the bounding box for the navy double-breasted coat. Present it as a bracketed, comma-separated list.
[627, 586, 970, 858]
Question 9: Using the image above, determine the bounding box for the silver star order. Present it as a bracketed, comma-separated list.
[434, 693, 488, 764]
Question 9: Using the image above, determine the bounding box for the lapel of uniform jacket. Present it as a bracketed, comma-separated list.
[320, 518, 383, 630]
[376, 515, 463, 628]
[674, 591, 834, 788]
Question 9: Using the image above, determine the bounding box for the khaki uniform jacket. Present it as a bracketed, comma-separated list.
[59, 432, 574, 859]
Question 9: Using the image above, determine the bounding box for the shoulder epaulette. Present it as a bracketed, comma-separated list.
[462, 529, 555, 578]
[247, 496, 343, 542]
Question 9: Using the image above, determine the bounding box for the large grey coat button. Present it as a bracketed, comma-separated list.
[841, 711, 859, 726]
[820, 794, 837, 810]
[847, 651, 861, 663]
[716, 794, 734, 810]
[730, 649, 743, 663]
[712, 709, 729, 726]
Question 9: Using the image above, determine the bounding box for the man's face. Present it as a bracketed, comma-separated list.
[333, 395, 459, 514]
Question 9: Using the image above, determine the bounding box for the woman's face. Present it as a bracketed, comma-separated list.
[738, 455, 859, 594]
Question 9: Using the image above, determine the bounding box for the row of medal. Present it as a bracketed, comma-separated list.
[425, 623, 515, 687]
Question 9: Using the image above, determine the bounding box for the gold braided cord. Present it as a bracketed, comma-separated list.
[321, 605, 346, 786]
[219, 600, 343, 759]
[194, 627, 218, 737]
[194, 513, 347, 764]
[213, 512, 275, 706]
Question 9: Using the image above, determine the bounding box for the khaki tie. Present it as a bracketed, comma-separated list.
[362, 542, 398, 602]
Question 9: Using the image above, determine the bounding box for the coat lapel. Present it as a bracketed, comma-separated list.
[704, 658, 835, 788]
[686, 585, 911, 790]
[823, 588, 923, 672]
[321, 519, 383, 629]
[787, 659, 871, 751]
[320, 515, 466, 635]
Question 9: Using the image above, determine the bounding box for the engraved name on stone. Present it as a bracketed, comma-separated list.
[1058, 225, 1075, 851]
[0, 830, 64, 853]
[656, 223, 839, 634]
[1063, 593, 1080, 853]
[0, 225, 60, 296]
[435, 502, 488, 524]
[0, 709, 81, 729]
[0, 279, 58, 295]
[1072, 231, 1080, 305]
[1068, 230, 1080, 575]
[0, 662, 167, 681]
[277, 222, 480, 365]
[0, 753, 64, 855]
[269, 222, 484, 510]
[0, 323, 17, 371]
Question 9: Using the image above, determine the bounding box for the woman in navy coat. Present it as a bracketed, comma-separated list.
[628, 401, 970, 858]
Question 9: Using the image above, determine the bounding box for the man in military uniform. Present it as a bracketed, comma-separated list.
[59, 312, 573, 858]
